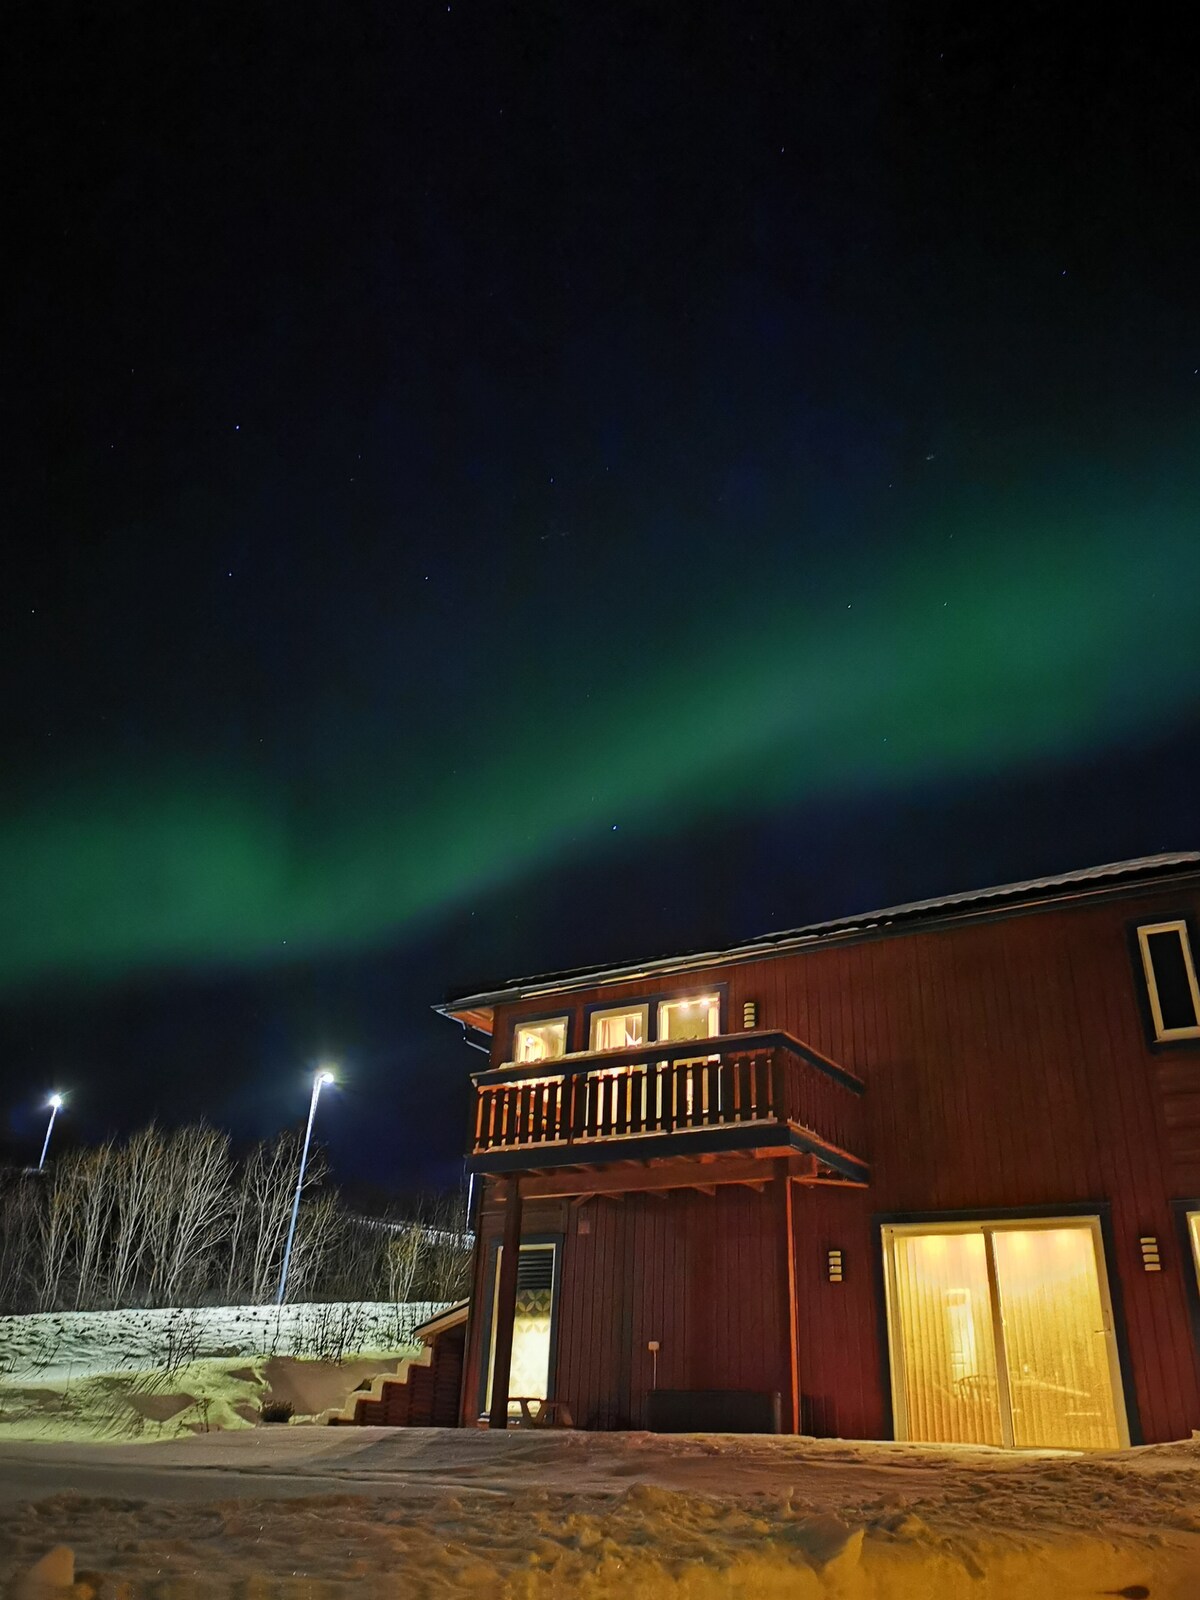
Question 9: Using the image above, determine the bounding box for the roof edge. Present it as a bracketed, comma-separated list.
[437, 852, 1200, 1016]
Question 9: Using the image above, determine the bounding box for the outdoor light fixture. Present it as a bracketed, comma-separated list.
[742, 1000, 757, 1029]
[827, 1248, 844, 1283]
[276, 1067, 337, 1305]
[1139, 1235, 1161, 1272]
[38, 1094, 64, 1172]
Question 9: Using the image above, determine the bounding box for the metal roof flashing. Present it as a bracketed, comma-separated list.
[437, 853, 1200, 1020]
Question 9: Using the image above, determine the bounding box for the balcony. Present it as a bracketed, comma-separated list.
[468, 1030, 868, 1193]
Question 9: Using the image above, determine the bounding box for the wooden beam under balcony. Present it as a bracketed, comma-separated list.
[514, 1150, 862, 1200]
[469, 1117, 870, 1185]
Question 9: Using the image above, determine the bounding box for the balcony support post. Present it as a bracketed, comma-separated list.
[774, 1157, 800, 1433]
[488, 1174, 524, 1430]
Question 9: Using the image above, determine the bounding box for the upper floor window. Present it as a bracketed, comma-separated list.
[1136, 921, 1200, 1042]
[658, 993, 721, 1042]
[512, 1018, 568, 1064]
[589, 1004, 648, 1052]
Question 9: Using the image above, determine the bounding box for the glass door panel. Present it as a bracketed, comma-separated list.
[485, 1244, 555, 1418]
[889, 1230, 1004, 1446]
[886, 1220, 1126, 1450]
[991, 1228, 1121, 1450]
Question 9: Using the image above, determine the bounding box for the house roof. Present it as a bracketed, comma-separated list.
[438, 852, 1200, 1028]
[413, 1299, 470, 1342]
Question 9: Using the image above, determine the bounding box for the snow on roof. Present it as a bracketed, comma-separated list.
[758, 852, 1200, 944]
[440, 852, 1200, 1015]
[413, 1300, 470, 1342]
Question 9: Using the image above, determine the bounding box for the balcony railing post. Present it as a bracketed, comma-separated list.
[568, 1071, 586, 1146]
[769, 1048, 787, 1124]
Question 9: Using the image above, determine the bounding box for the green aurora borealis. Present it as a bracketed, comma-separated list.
[5, 462, 1199, 994]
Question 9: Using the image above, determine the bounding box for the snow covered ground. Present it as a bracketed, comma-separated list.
[0, 1303, 447, 1443]
[0, 1302, 445, 1383]
[0, 1426, 1197, 1597]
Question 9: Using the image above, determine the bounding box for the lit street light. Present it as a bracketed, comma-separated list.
[276, 1068, 335, 1306]
[38, 1094, 64, 1172]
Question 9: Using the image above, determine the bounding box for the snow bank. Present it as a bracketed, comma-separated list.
[0, 1302, 448, 1443]
[0, 1301, 446, 1383]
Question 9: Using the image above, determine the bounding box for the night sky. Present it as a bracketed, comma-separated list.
[4, 6, 1199, 1191]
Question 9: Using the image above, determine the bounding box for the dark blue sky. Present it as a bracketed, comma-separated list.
[3, 5, 1199, 1190]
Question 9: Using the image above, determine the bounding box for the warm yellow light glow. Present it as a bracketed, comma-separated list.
[590, 1006, 647, 1051]
[659, 995, 720, 1042]
[514, 1019, 567, 1064]
[889, 1224, 1123, 1451]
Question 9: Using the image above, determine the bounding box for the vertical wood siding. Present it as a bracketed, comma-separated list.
[470, 883, 1200, 1443]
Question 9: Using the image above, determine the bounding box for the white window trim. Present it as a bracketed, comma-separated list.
[881, 1215, 1130, 1451]
[1136, 921, 1200, 1041]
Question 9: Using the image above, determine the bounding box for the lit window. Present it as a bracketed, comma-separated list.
[512, 1018, 568, 1064]
[1136, 922, 1200, 1041]
[589, 1004, 648, 1052]
[658, 993, 721, 1043]
[1188, 1212, 1200, 1290]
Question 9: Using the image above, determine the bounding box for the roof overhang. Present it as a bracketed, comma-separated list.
[435, 853, 1200, 1021]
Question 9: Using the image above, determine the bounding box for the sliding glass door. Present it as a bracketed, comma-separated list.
[883, 1218, 1127, 1451]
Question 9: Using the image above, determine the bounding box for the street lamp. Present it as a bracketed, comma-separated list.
[38, 1094, 64, 1172]
[276, 1068, 335, 1306]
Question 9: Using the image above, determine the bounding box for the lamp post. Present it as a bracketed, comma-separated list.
[276, 1069, 335, 1306]
[38, 1094, 63, 1172]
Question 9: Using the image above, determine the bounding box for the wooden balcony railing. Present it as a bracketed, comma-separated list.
[468, 1030, 868, 1183]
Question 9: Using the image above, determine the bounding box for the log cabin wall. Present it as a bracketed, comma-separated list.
[466, 878, 1200, 1442]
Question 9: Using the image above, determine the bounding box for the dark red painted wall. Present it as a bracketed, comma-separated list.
[467, 880, 1200, 1443]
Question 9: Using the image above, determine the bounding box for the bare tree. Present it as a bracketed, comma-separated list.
[73, 1143, 117, 1309]
[282, 1190, 341, 1302]
[37, 1158, 82, 1310]
[7, 1118, 473, 1315]
[107, 1125, 168, 1307]
[415, 1189, 472, 1302]
[384, 1224, 425, 1303]
[226, 1131, 316, 1304]
[148, 1125, 233, 1305]
[0, 1172, 41, 1313]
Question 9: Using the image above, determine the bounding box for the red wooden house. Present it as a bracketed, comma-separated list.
[438, 854, 1200, 1448]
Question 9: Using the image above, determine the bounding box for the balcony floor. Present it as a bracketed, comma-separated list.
[469, 1124, 868, 1199]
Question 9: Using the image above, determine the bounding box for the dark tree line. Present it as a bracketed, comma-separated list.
[0, 1122, 470, 1315]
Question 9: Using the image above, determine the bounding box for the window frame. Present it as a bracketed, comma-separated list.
[587, 1002, 651, 1053]
[1135, 919, 1200, 1043]
[656, 990, 723, 1045]
[508, 1013, 571, 1067]
[880, 1212, 1130, 1451]
[581, 983, 728, 1048]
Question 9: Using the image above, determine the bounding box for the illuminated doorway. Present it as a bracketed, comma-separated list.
[485, 1243, 557, 1419]
[882, 1218, 1128, 1450]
